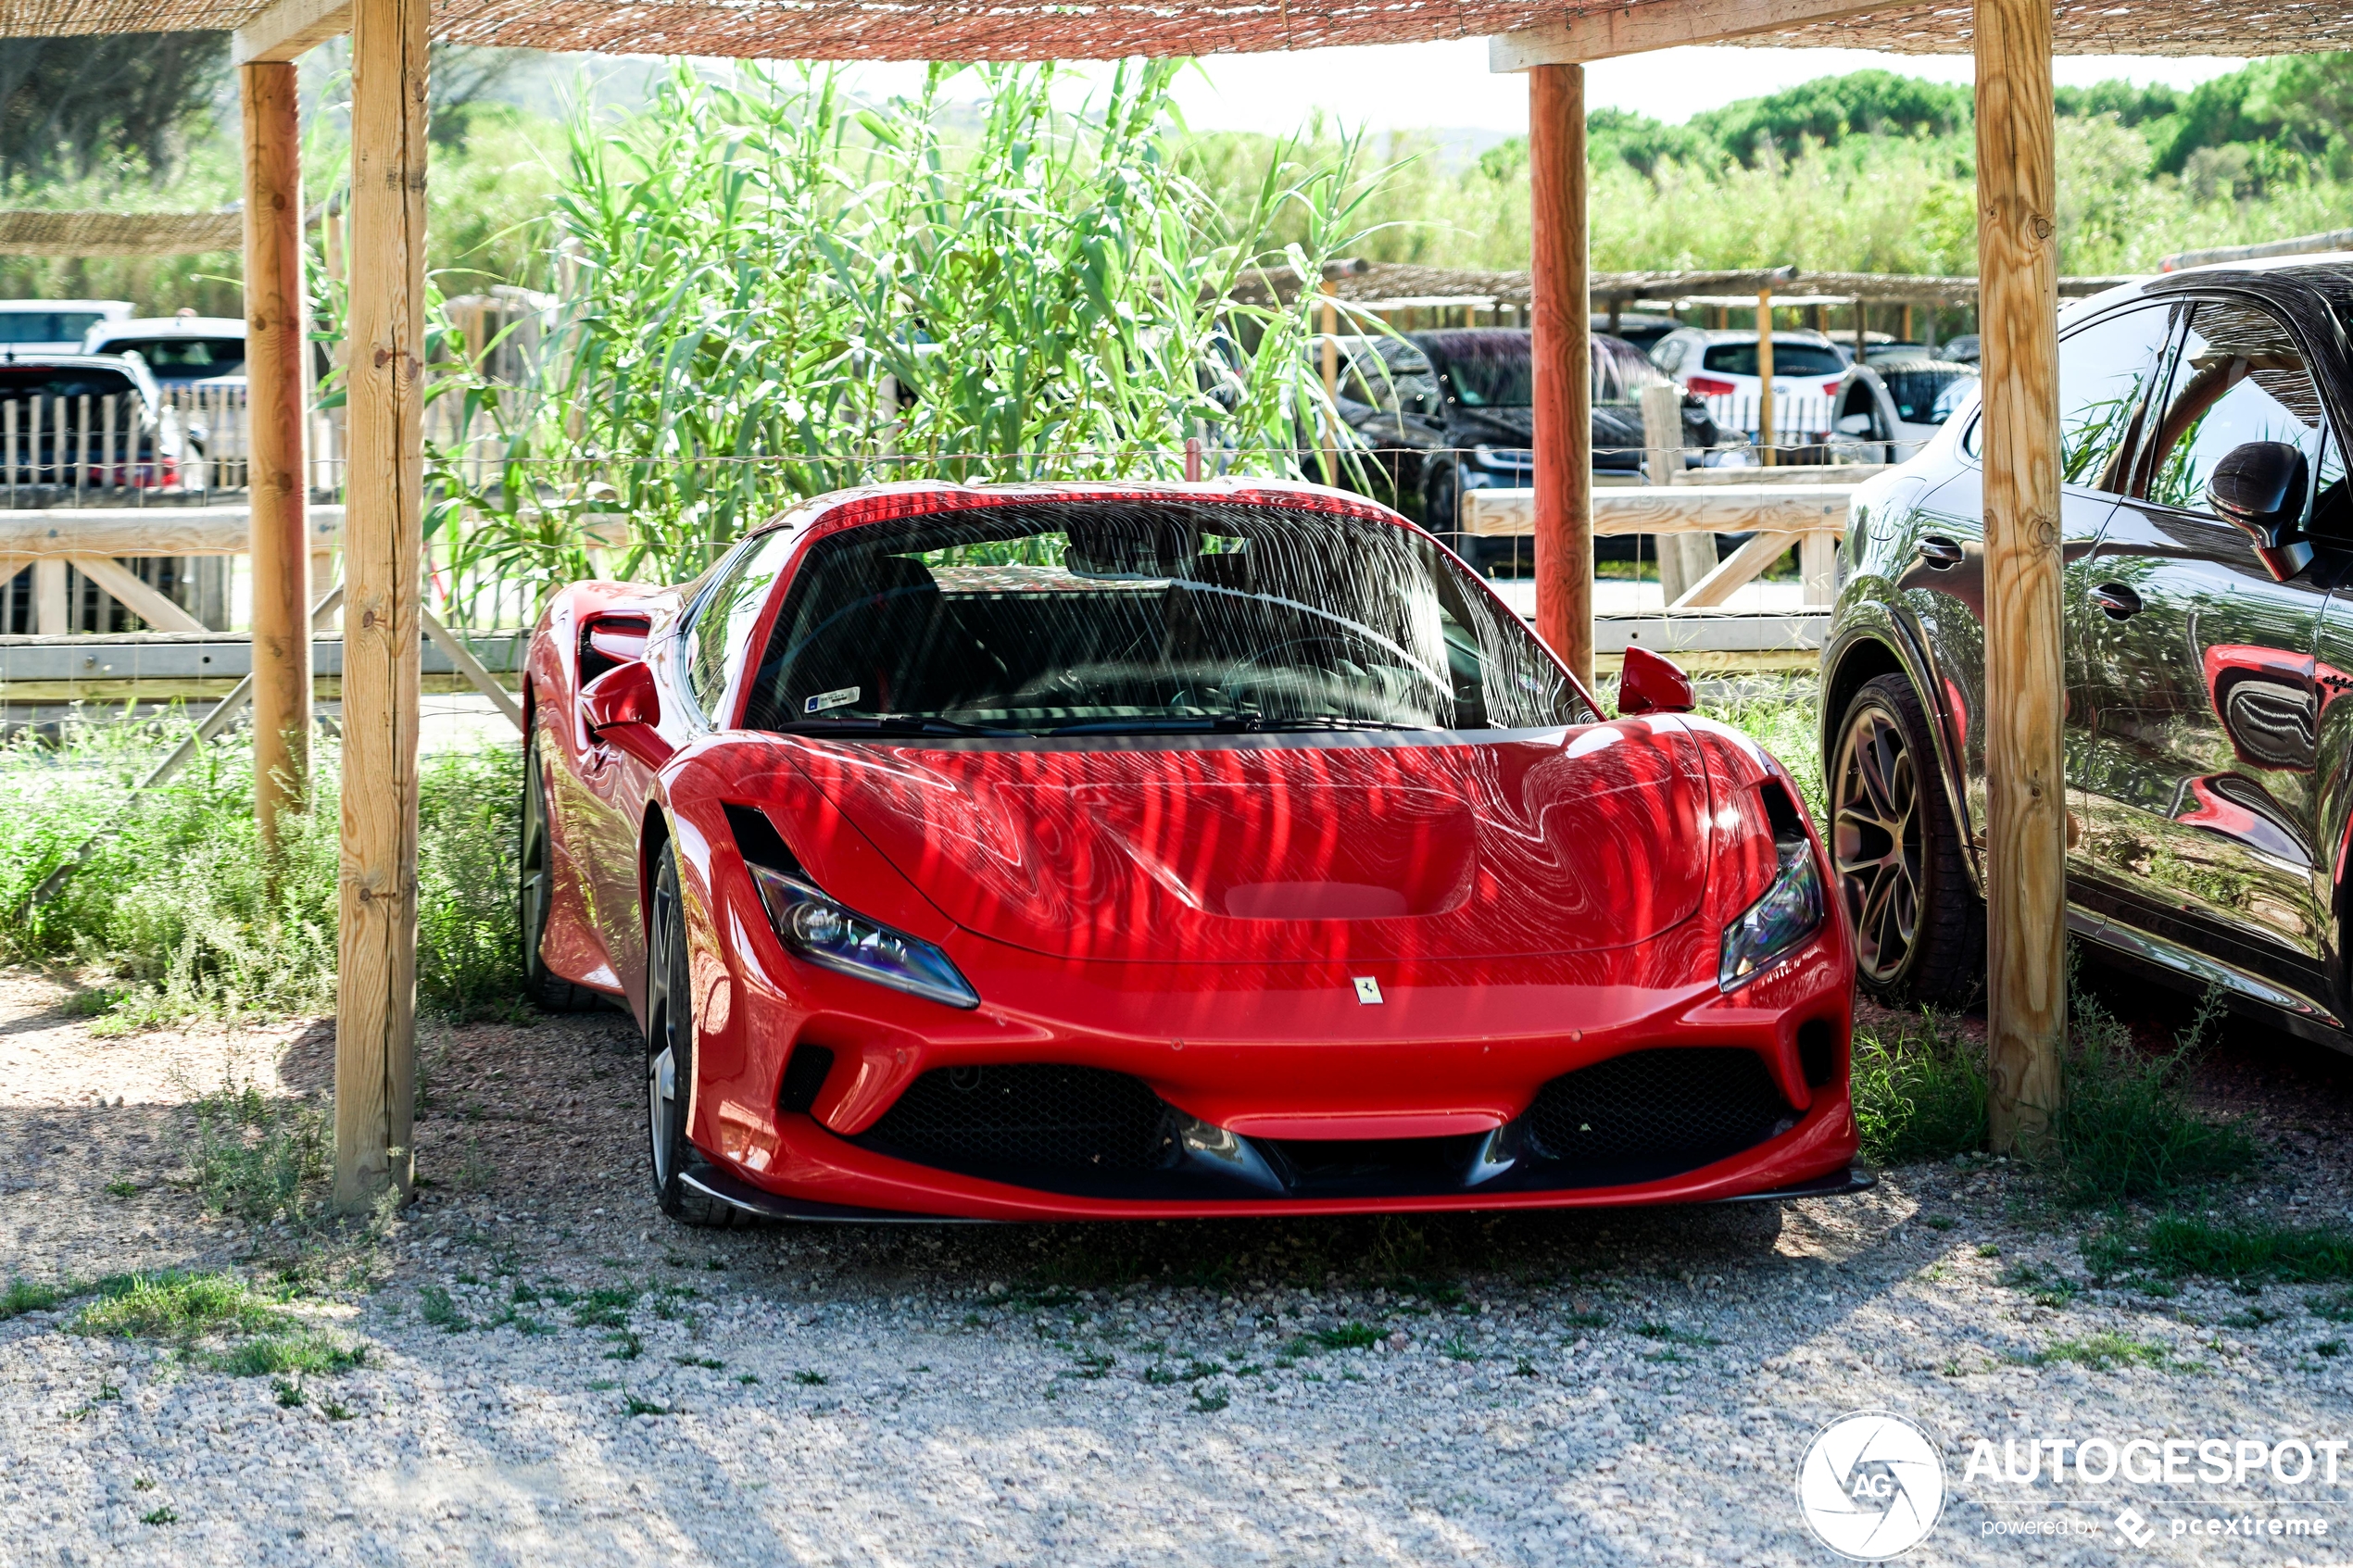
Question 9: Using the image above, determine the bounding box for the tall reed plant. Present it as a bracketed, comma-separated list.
[428, 59, 1392, 597]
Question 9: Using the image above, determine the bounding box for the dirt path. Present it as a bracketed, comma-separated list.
[6, 968, 2353, 1565]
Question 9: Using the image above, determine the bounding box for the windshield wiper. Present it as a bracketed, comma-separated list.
[775, 714, 1024, 737]
[1044, 714, 1430, 736]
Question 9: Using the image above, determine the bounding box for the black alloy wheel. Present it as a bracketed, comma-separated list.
[1829, 673, 1984, 1007]
[645, 849, 743, 1226]
[520, 727, 602, 1013]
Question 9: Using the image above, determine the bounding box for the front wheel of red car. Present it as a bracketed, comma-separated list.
[646, 848, 746, 1227]
[1830, 672, 1984, 1008]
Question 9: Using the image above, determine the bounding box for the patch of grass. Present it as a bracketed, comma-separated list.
[622, 1394, 669, 1417]
[736, 1373, 760, 1386]
[1998, 1262, 2082, 1310]
[1144, 1365, 1179, 1386]
[1071, 1351, 1115, 1379]
[75, 1272, 280, 1339]
[0, 1277, 70, 1320]
[1976, 1244, 2002, 1259]
[570, 1286, 638, 1329]
[793, 1370, 827, 1386]
[2020, 1333, 2182, 1373]
[2221, 1306, 2284, 1330]
[204, 1331, 366, 1378]
[1192, 1387, 1229, 1413]
[182, 1077, 328, 1230]
[2310, 1290, 2353, 1323]
[1851, 1009, 1988, 1165]
[2320, 1341, 2347, 1358]
[1441, 1337, 1477, 1362]
[1181, 1359, 1223, 1382]
[141, 1506, 177, 1526]
[1311, 1323, 1380, 1351]
[2088, 1214, 2353, 1286]
[1558, 1311, 1609, 1330]
[2043, 985, 2253, 1208]
[604, 1331, 643, 1361]
[272, 1377, 305, 1408]
[4, 724, 529, 1023]
[103, 1180, 139, 1199]
[1924, 1216, 1956, 1232]
[417, 1286, 472, 1334]
[675, 1355, 724, 1370]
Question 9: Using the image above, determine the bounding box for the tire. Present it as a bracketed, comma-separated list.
[1828, 672, 1984, 1008]
[520, 728, 604, 1013]
[645, 849, 749, 1227]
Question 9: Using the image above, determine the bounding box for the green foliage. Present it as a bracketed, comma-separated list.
[2089, 1215, 2353, 1285]
[432, 59, 1381, 598]
[203, 1331, 366, 1378]
[0, 718, 525, 1024]
[74, 1271, 282, 1339]
[2021, 1333, 2180, 1372]
[1689, 70, 1975, 166]
[0, 1278, 70, 1319]
[2043, 985, 2253, 1207]
[1851, 1010, 1989, 1166]
[183, 1077, 329, 1228]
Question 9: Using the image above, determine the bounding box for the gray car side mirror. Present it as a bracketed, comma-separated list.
[2209, 440, 2314, 582]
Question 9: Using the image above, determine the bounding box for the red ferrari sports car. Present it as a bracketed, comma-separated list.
[519, 480, 1860, 1223]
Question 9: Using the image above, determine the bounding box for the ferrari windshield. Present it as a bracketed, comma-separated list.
[743, 499, 1592, 735]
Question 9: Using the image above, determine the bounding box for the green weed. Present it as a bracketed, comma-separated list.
[2020, 1333, 2181, 1373]
[2089, 1214, 2353, 1285]
[74, 1272, 280, 1339]
[2043, 985, 2252, 1207]
[182, 1078, 327, 1229]
[417, 1286, 472, 1333]
[1311, 1323, 1380, 1351]
[203, 1331, 365, 1378]
[0, 1278, 70, 1320]
[1850, 1009, 1987, 1165]
[793, 1370, 827, 1386]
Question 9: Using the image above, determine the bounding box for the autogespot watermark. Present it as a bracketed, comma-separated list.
[1794, 1414, 2347, 1560]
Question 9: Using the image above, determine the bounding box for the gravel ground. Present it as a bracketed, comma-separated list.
[7, 966, 2353, 1566]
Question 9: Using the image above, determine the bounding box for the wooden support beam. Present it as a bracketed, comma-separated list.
[336, 0, 428, 1215]
[1756, 288, 1777, 467]
[1464, 483, 1854, 537]
[68, 556, 206, 633]
[232, 0, 352, 65]
[32, 558, 65, 633]
[1976, 0, 2066, 1151]
[244, 58, 312, 859]
[1667, 531, 1799, 611]
[1529, 62, 1592, 687]
[1490, 0, 1892, 69]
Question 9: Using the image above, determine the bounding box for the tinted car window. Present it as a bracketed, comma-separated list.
[686, 530, 794, 721]
[1594, 335, 1671, 405]
[1701, 342, 1847, 378]
[111, 337, 245, 376]
[2055, 304, 2174, 492]
[745, 501, 1592, 735]
[0, 312, 104, 345]
[1653, 338, 1685, 373]
[2139, 300, 2334, 519]
[0, 366, 141, 405]
[1877, 359, 1977, 425]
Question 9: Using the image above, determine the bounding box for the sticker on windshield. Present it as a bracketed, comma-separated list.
[805, 686, 859, 714]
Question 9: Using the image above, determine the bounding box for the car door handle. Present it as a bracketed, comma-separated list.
[1917, 535, 1966, 569]
[2091, 583, 2143, 620]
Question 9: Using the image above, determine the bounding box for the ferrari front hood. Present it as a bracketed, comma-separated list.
[779, 723, 1717, 965]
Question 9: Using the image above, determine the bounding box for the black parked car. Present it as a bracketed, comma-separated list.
[0, 355, 185, 493]
[1822, 258, 2353, 1044]
[1316, 327, 1718, 574]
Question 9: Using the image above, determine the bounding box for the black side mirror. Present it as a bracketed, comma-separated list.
[2209, 440, 2314, 581]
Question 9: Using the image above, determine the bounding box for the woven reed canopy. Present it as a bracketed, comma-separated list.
[1240, 261, 2143, 311]
[3, 0, 2347, 56]
[0, 208, 243, 256]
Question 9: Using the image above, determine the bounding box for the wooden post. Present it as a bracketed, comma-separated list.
[243, 58, 312, 859]
[1755, 288, 1776, 468]
[1854, 298, 1868, 358]
[336, 0, 428, 1214]
[1975, 0, 2065, 1151]
[1529, 63, 1592, 686]
[1642, 382, 1713, 604]
[33, 559, 66, 633]
[1902, 302, 1914, 341]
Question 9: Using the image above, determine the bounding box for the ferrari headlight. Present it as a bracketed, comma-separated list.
[1718, 835, 1825, 990]
[749, 864, 979, 1009]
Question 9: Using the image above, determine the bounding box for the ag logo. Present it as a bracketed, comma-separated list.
[1795, 1410, 1946, 1561]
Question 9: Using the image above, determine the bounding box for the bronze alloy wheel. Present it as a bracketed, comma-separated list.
[1832, 701, 1923, 984]
[1826, 672, 1983, 1007]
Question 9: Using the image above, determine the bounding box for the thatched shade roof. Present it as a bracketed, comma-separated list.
[3, 0, 2347, 56]
[0, 208, 243, 256]
[1237, 260, 2144, 311]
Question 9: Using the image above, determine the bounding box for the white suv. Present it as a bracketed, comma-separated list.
[1648, 327, 1854, 451]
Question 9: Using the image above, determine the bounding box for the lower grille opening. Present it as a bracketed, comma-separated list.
[778, 1044, 837, 1114]
[856, 1063, 1174, 1179]
[845, 1049, 1796, 1199]
[1520, 1047, 1794, 1185]
[1797, 1020, 1838, 1087]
